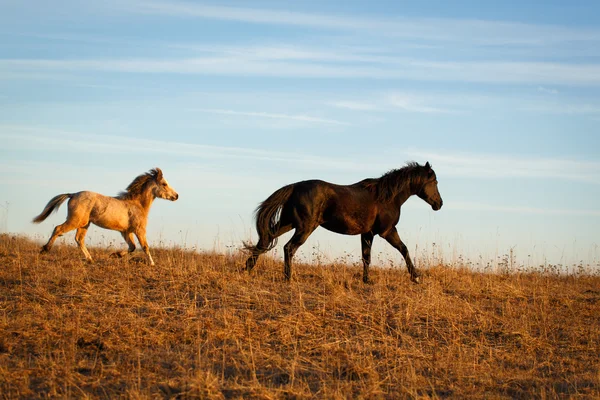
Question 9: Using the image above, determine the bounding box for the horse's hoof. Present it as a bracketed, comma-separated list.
[110, 252, 123, 259]
[411, 275, 421, 284]
[40, 246, 49, 254]
[363, 277, 374, 285]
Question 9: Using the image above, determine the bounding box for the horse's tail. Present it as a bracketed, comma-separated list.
[244, 184, 295, 252]
[32, 193, 72, 223]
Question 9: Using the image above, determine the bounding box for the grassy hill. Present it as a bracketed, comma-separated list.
[0, 234, 598, 398]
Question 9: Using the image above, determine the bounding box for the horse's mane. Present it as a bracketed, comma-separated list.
[117, 168, 160, 200]
[362, 162, 428, 202]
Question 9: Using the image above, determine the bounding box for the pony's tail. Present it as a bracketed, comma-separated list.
[244, 184, 295, 252]
[32, 194, 71, 223]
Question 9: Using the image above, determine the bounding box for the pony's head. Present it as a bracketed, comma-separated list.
[417, 162, 443, 211]
[152, 168, 179, 201]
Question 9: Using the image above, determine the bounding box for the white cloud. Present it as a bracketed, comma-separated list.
[406, 149, 600, 183]
[3, 57, 600, 85]
[0, 125, 370, 172]
[521, 103, 600, 115]
[195, 108, 349, 126]
[388, 93, 454, 114]
[537, 86, 558, 95]
[327, 101, 379, 111]
[124, 1, 600, 47]
[3, 125, 598, 185]
[449, 201, 600, 217]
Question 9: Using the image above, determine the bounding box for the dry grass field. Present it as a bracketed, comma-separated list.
[0, 234, 599, 399]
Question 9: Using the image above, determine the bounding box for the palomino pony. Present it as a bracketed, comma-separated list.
[32, 168, 178, 265]
[245, 162, 443, 283]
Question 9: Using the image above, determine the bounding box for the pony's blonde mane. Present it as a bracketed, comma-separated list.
[117, 168, 160, 200]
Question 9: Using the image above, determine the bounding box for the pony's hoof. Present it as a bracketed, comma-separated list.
[363, 277, 374, 285]
[411, 275, 421, 284]
[40, 246, 49, 254]
[110, 252, 123, 259]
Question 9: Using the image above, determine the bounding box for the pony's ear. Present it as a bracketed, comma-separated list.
[155, 167, 163, 180]
[425, 161, 431, 170]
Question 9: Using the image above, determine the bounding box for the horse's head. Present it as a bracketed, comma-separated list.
[417, 162, 443, 211]
[153, 168, 179, 201]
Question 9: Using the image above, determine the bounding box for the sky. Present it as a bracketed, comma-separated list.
[0, 0, 599, 271]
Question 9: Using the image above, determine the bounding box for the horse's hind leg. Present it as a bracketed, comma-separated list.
[112, 232, 136, 258]
[283, 226, 317, 280]
[246, 224, 292, 272]
[75, 224, 93, 262]
[361, 232, 374, 283]
[41, 221, 78, 253]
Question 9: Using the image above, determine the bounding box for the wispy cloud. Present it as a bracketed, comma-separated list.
[125, 1, 600, 47]
[195, 108, 349, 126]
[521, 103, 600, 115]
[0, 125, 369, 172]
[3, 57, 600, 85]
[327, 101, 379, 111]
[449, 201, 600, 217]
[388, 93, 454, 114]
[406, 149, 600, 183]
[3, 125, 598, 185]
[537, 86, 558, 95]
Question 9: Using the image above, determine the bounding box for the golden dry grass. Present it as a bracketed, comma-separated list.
[0, 234, 599, 399]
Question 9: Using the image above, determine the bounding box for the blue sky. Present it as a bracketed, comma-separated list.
[1, 0, 599, 270]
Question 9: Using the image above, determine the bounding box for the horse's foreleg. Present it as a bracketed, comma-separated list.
[283, 227, 316, 280]
[75, 224, 93, 262]
[113, 232, 136, 258]
[135, 231, 154, 266]
[41, 222, 77, 253]
[361, 232, 374, 283]
[382, 228, 420, 283]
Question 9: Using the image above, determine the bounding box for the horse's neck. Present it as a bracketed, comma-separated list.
[393, 188, 413, 207]
[135, 192, 156, 215]
[393, 178, 421, 206]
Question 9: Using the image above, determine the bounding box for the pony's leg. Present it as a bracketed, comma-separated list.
[283, 226, 317, 280]
[134, 230, 155, 266]
[112, 232, 136, 258]
[41, 221, 78, 253]
[382, 228, 420, 283]
[361, 232, 374, 283]
[246, 224, 292, 272]
[75, 223, 93, 262]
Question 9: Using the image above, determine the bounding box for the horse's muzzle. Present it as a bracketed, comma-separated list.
[432, 200, 443, 211]
[171, 193, 179, 201]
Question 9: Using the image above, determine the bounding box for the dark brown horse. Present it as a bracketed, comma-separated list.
[245, 162, 443, 283]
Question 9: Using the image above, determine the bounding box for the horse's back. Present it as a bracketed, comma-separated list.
[283, 179, 379, 234]
[290, 179, 376, 205]
[68, 191, 133, 230]
[68, 191, 114, 209]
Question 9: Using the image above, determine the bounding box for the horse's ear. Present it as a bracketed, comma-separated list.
[425, 161, 435, 177]
[155, 168, 163, 180]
